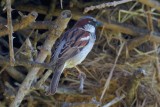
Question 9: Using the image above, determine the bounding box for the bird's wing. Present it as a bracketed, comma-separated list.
[50, 28, 91, 65]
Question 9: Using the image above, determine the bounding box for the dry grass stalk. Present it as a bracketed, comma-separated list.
[6, 0, 15, 66]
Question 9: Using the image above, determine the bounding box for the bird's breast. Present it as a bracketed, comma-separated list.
[65, 38, 95, 68]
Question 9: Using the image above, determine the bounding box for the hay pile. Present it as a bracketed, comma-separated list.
[0, 0, 160, 107]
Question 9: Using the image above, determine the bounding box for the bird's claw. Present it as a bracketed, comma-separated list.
[78, 72, 86, 79]
[78, 72, 86, 93]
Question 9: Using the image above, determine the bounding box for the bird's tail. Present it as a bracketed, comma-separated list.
[46, 65, 64, 95]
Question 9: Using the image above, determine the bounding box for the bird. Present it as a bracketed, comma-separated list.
[46, 16, 102, 95]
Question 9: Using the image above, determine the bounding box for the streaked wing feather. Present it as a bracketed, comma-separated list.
[51, 28, 90, 65]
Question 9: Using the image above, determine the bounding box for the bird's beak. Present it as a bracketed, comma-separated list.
[96, 20, 103, 27]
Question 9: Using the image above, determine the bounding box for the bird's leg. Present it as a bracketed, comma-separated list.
[75, 66, 86, 93]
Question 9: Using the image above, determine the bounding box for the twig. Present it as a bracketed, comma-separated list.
[122, 33, 151, 55]
[6, 67, 25, 82]
[15, 5, 160, 44]
[30, 20, 160, 45]
[0, 29, 35, 74]
[6, 0, 15, 66]
[10, 10, 72, 107]
[99, 42, 125, 106]
[15, 29, 35, 56]
[154, 44, 160, 81]
[35, 70, 52, 88]
[60, 0, 63, 9]
[37, 84, 88, 96]
[0, 57, 52, 70]
[84, 0, 135, 13]
[44, 0, 57, 20]
[102, 94, 125, 107]
[146, 7, 160, 81]
[25, 38, 34, 61]
[30, 21, 54, 29]
[146, 6, 160, 81]
[137, 0, 160, 11]
[0, 11, 38, 36]
[56, 87, 84, 95]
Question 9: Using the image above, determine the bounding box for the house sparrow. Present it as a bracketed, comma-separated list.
[47, 16, 102, 95]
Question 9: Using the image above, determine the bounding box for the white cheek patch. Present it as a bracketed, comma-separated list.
[80, 36, 90, 41]
[84, 24, 95, 33]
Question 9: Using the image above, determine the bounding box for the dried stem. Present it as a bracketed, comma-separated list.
[0, 11, 38, 36]
[6, 0, 14, 66]
[102, 94, 125, 107]
[44, 0, 57, 20]
[122, 33, 151, 55]
[10, 10, 72, 107]
[15, 5, 160, 44]
[137, 0, 160, 11]
[99, 42, 125, 105]
[84, 0, 135, 13]
[0, 29, 35, 74]
[146, 7, 160, 81]
[0, 57, 52, 70]
[35, 70, 52, 88]
[6, 67, 25, 82]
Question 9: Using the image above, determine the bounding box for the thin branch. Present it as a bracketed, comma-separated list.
[44, 0, 57, 20]
[0, 29, 35, 74]
[10, 10, 72, 107]
[15, 6, 160, 44]
[0, 11, 38, 36]
[99, 42, 125, 105]
[146, 7, 160, 81]
[137, 0, 160, 11]
[6, 0, 14, 66]
[35, 70, 52, 88]
[102, 94, 125, 107]
[0, 57, 52, 70]
[6, 67, 25, 82]
[84, 0, 135, 13]
[122, 33, 151, 55]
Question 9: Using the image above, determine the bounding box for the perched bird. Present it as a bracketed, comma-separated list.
[47, 16, 102, 95]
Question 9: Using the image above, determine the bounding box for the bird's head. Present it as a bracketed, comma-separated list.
[74, 16, 102, 33]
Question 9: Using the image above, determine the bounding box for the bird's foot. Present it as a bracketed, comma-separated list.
[78, 72, 86, 93]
